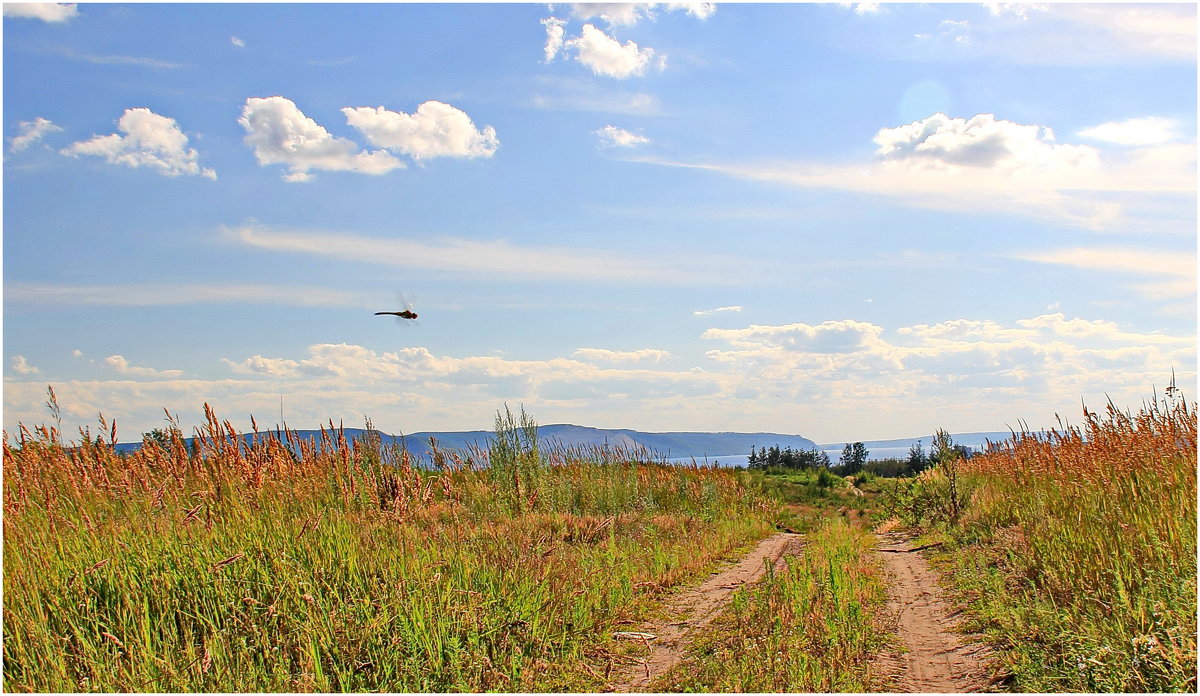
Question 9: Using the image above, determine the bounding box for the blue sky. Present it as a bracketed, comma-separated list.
[4, 2, 1196, 443]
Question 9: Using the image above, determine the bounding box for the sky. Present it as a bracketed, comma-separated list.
[3, 2, 1196, 444]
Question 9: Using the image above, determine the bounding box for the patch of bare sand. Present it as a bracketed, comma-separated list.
[876, 531, 996, 693]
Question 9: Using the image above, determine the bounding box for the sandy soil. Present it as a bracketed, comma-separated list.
[604, 531, 804, 692]
[876, 531, 994, 693]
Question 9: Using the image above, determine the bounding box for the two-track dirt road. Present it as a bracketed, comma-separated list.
[601, 528, 992, 693]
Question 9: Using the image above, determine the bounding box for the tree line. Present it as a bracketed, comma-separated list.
[749, 435, 975, 478]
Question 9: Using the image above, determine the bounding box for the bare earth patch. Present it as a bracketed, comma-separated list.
[876, 531, 995, 693]
[604, 531, 804, 692]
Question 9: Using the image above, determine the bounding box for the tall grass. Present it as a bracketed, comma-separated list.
[944, 391, 1197, 692]
[3, 401, 774, 692]
[655, 519, 890, 692]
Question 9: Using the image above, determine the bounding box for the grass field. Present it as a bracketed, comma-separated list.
[926, 392, 1197, 692]
[3, 405, 775, 692]
[655, 518, 890, 692]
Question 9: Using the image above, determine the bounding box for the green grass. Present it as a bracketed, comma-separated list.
[744, 467, 881, 532]
[3, 407, 775, 692]
[653, 518, 891, 692]
[923, 395, 1197, 692]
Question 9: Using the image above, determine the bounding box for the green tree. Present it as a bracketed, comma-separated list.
[839, 442, 868, 475]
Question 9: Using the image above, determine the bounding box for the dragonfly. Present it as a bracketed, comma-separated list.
[375, 292, 419, 322]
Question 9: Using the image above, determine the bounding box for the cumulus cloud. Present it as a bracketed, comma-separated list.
[566, 23, 661, 78]
[10, 356, 40, 375]
[62, 108, 216, 179]
[9, 117, 62, 152]
[104, 355, 183, 379]
[4, 3, 77, 22]
[594, 124, 650, 147]
[1077, 117, 1180, 146]
[704, 314, 1195, 405]
[839, 2, 880, 16]
[874, 112, 1098, 172]
[542, 16, 567, 61]
[342, 101, 499, 161]
[239, 96, 403, 182]
[694, 306, 742, 316]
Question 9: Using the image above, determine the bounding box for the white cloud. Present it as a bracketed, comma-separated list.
[342, 101, 499, 161]
[532, 77, 662, 115]
[573, 348, 671, 363]
[985, 4, 1048, 21]
[542, 16, 567, 61]
[874, 112, 1098, 172]
[1077, 117, 1180, 146]
[6, 282, 363, 307]
[238, 96, 404, 182]
[4, 3, 77, 22]
[703, 314, 1195, 409]
[1015, 247, 1197, 300]
[594, 124, 650, 148]
[5, 311, 1195, 443]
[231, 36, 245, 48]
[9, 117, 62, 152]
[643, 111, 1195, 232]
[1048, 5, 1195, 62]
[224, 223, 731, 285]
[563, 3, 714, 26]
[104, 355, 183, 379]
[56, 47, 184, 69]
[10, 356, 40, 375]
[839, 2, 881, 15]
[62, 108, 216, 179]
[694, 306, 742, 316]
[566, 24, 661, 78]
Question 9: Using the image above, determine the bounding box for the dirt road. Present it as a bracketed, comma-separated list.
[876, 532, 993, 693]
[605, 531, 804, 692]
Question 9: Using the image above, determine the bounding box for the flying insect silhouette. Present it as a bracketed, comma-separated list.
[375, 292, 419, 322]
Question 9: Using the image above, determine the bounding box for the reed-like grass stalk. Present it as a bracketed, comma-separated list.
[3, 403, 774, 692]
[945, 392, 1197, 692]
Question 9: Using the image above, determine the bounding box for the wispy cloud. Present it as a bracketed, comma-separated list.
[532, 77, 662, 115]
[224, 223, 732, 285]
[1014, 247, 1198, 301]
[104, 355, 183, 379]
[6, 282, 363, 307]
[1077, 117, 1181, 146]
[562, 3, 715, 27]
[54, 46, 184, 68]
[573, 348, 672, 363]
[594, 125, 650, 148]
[639, 112, 1195, 232]
[4, 3, 77, 22]
[694, 306, 742, 316]
[9, 117, 62, 152]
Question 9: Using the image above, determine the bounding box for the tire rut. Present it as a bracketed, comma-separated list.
[876, 532, 994, 693]
[604, 531, 804, 692]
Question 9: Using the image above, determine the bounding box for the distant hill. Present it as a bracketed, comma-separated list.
[115, 424, 818, 464]
[818, 431, 1023, 460]
[114, 425, 1028, 465]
